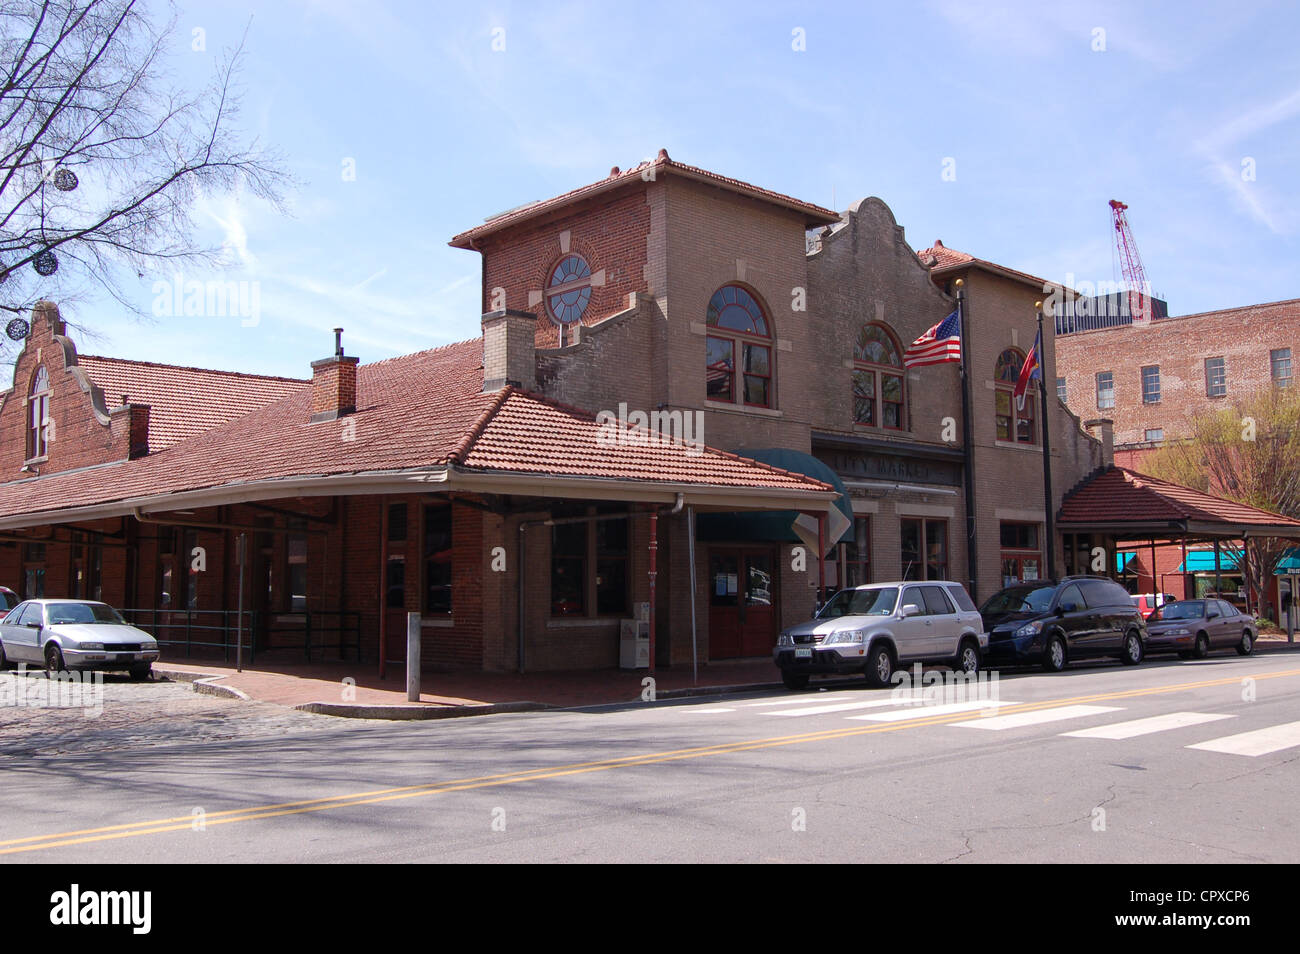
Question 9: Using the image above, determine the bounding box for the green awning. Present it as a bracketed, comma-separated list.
[696, 448, 853, 549]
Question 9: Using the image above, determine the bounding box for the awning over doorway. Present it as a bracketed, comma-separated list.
[696, 448, 853, 550]
[1177, 547, 1300, 574]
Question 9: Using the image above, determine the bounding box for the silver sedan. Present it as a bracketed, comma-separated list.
[0, 599, 160, 680]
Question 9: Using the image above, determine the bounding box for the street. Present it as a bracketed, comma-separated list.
[1, 651, 1297, 863]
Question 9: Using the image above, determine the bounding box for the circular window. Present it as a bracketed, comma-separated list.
[546, 254, 593, 326]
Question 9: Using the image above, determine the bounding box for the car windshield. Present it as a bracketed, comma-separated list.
[981, 584, 1056, 616]
[45, 602, 126, 625]
[1150, 601, 1205, 621]
[818, 587, 899, 619]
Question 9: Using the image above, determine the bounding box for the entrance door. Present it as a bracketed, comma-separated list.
[708, 548, 778, 659]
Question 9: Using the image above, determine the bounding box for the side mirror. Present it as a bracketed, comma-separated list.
[901, 603, 922, 618]
[1207, 610, 1219, 619]
[25, 621, 41, 629]
[1059, 601, 1077, 614]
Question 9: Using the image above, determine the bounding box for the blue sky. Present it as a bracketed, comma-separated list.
[8, 0, 1299, 384]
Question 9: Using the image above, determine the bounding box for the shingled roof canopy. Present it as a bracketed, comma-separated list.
[1058, 466, 1300, 539]
[0, 338, 835, 530]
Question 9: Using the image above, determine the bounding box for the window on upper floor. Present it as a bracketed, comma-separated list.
[1272, 348, 1292, 389]
[1096, 371, 1115, 410]
[1141, 365, 1161, 404]
[706, 284, 772, 409]
[1205, 356, 1227, 398]
[26, 365, 50, 461]
[994, 348, 1036, 444]
[1056, 377, 1067, 402]
[853, 323, 905, 430]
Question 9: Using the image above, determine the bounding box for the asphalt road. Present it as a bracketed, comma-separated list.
[2, 651, 1298, 863]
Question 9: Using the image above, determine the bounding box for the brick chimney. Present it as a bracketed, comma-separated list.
[110, 400, 150, 459]
[1084, 418, 1115, 466]
[311, 328, 359, 423]
[481, 309, 537, 392]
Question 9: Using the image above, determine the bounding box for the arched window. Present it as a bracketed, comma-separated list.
[853, 324, 905, 429]
[706, 285, 772, 408]
[994, 348, 1036, 444]
[27, 365, 50, 460]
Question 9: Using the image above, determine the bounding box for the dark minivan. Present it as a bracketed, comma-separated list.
[981, 576, 1147, 671]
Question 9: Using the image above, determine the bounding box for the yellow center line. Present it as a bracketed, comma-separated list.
[4, 665, 1297, 856]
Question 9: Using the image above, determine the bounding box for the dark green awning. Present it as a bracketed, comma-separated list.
[696, 448, 853, 549]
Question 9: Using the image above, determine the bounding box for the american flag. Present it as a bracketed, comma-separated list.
[903, 311, 962, 368]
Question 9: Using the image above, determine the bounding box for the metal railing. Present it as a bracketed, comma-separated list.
[119, 607, 361, 663]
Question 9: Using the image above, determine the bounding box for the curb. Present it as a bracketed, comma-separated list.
[293, 700, 552, 720]
[155, 667, 251, 701]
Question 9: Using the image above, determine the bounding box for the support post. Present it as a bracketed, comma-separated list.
[687, 507, 698, 685]
[235, 533, 246, 674]
[648, 511, 658, 678]
[817, 511, 826, 607]
[406, 611, 421, 702]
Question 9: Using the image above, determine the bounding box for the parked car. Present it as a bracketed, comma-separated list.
[774, 580, 986, 690]
[0, 587, 17, 614]
[981, 576, 1146, 672]
[0, 599, 160, 679]
[1145, 598, 1257, 658]
[1131, 592, 1178, 619]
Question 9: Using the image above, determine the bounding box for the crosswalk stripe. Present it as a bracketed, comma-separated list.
[767, 697, 936, 717]
[1061, 711, 1235, 740]
[1186, 721, 1300, 757]
[849, 699, 1018, 722]
[951, 704, 1122, 730]
[742, 692, 867, 708]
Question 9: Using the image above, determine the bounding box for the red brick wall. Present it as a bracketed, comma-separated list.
[0, 304, 137, 476]
[1056, 300, 1300, 447]
[478, 186, 652, 350]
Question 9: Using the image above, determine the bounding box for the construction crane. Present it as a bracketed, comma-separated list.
[1109, 199, 1151, 322]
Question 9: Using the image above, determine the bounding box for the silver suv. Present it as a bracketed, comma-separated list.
[774, 581, 986, 690]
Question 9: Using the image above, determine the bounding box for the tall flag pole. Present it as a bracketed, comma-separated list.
[1035, 301, 1057, 579]
[957, 279, 978, 602]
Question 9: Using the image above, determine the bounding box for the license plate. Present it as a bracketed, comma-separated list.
[115, 653, 133, 662]
[794, 647, 812, 659]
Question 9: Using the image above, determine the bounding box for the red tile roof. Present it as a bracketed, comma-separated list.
[1059, 466, 1300, 532]
[76, 355, 307, 452]
[449, 150, 839, 248]
[914, 239, 1054, 291]
[914, 239, 974, 269]
[0, 338, 830, 525]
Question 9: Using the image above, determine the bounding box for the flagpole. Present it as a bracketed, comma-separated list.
[1036, 301, 1057, 580]
[957, 279, 978, 601]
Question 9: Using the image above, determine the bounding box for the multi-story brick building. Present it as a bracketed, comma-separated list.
[1054, 297, 1299, 467]
[1053, 297, 1300, 625]
[0, 153, 1131, 674]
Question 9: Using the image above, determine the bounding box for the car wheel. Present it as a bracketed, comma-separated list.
[1042, 634, 1067, 673]
[44, 644, 66, 675]
[1122, 631, 1144, 665]
[1193, 632, 1210, 659]
[1237, 630, 1254, 656]
[865, 644, 895, 688]
[953, 639, 981, 675]
[129, 665, 152, 682]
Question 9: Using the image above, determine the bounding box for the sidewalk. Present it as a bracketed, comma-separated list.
[154, 655, 787, 719]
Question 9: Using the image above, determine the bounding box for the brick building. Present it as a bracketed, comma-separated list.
[1054, 297, 1299, 467]
[0, 153, 1123, 674]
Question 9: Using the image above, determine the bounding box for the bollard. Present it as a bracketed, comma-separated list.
[406, 612, 421, 702]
